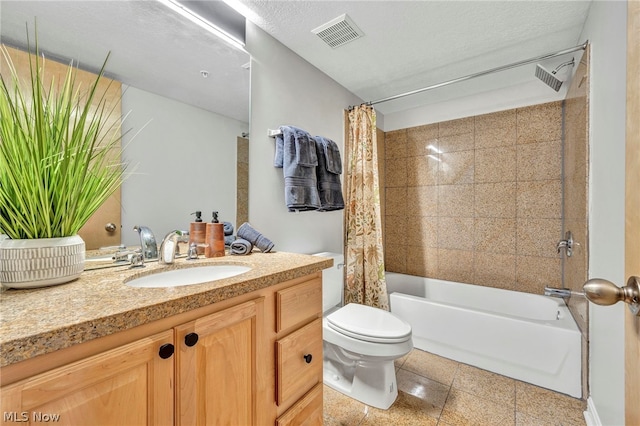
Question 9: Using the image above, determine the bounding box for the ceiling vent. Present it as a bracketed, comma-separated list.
[312, 14, 364, 48]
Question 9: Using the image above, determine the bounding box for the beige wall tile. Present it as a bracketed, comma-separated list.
[382, 98, 574, 297]
[406, 246, 438, 277]
[516, 101, 563, 144]
[438, 151, 475, 185]
[437, 133, 474, 153]
[385, 129, 408, 159]
[516, 180, 562, 219]
[385, 243, 407, 273]
[475, 146, 517, 183]
[474, 182, 516, 218]
[386, 157, 408, 187]
[475, 218, 516, 254]
[407, 185, 438, 217]
[408, 156, 438, 186]
[516, 255, 562, 292]
[386, 187, 408, 216]
[407, 123, 439, 157]
[439, 184, 474, 217]
[474, 252, 516, 290]
[438, 217, 475, 250]
[384, 215, 408, 246]
[517, 140, 562, 181]
[475, 109, 517, 150]
[516, 218, 562, 258]
[439, 116, 474, 136]
[437, 249, 474, 283]
[407, 215, 438, 247]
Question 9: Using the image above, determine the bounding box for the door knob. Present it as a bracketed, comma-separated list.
[583, 276, 640, 316]
[105, 222, 117, 233]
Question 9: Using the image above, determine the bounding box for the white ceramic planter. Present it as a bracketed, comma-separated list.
[0, 235, 85, 289]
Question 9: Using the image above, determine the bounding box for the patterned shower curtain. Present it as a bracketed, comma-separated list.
[344, 105, 389, 310]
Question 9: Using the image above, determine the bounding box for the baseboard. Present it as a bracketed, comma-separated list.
[584, 397, 602, 426]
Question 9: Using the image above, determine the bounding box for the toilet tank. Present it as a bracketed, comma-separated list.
[313, 252, 344, 312]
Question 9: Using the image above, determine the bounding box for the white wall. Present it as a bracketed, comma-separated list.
[580, 2, 627, 425]
[245, 22, 361, 254]
[120, 86, 248, 246]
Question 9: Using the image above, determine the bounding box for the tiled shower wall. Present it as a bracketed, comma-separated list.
[383, 101, 565, 294]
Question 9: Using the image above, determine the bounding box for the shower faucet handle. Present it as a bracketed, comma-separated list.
[556, 231, 575, 257]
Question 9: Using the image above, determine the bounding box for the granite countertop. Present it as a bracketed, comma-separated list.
[0, 251, 332, 367]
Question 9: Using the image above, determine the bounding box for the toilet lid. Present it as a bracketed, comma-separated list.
[327, 303, 412, 343]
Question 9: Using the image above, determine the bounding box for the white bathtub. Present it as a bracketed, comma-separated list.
[386, 272, 582, 398]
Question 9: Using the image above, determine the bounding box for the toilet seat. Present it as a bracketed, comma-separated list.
[327, 303, 412, 344]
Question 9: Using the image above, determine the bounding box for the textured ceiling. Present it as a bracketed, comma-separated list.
[236, 0, 592, 114]
[1, 1, 593, 120]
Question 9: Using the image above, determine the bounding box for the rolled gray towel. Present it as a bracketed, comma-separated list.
[223, 221, 234, 236]
[224, 235, 235, 247]
[237, 222, 275, 253]
[230, 238, 253, 255]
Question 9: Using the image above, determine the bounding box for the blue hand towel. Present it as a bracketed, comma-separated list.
[237, 222, 275, 253]
[314, 136, 345, 211]
[277, 126, 321, 211]
[224, 235, 235, 247]
[223, 221, 234, 236]
[230, 238, 253, 255]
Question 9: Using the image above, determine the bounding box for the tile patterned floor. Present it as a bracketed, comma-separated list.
[323, 349, 586, 426]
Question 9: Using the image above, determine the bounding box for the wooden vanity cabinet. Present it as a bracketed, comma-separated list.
[0, 272, 325, 426]
[175, 299, 264, 426]
[0, 330, 175, 426]
[275, 277, 324, 425]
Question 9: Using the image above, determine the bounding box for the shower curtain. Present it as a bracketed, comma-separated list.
[344, 105, 389, 310]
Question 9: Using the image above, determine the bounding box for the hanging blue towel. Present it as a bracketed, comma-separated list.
[275, 126, 321, 211]
[314, 136, 344, 211]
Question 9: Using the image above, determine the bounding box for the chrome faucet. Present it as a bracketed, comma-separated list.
[133, 225, 158, 260]
[544, 286, 572, 299]
[556, 231, 574, 257]
[159, 230, 189, 264]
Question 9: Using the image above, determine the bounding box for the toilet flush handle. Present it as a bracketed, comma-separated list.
[303, 353, 313, 364]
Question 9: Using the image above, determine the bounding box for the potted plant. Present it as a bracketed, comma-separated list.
[0, 34, 128, 289]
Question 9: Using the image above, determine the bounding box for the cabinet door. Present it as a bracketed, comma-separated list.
[276, 383, 323, 426]
[175, 298, 264, 426]
[0, 330, 174, 426]
[276, 318, 323, 406]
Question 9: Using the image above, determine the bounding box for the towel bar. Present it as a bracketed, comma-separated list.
[268, 129, 282, 138]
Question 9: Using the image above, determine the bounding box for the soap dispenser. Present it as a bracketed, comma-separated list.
[189, 211, 206, 255]
[205, 211, 225, 257]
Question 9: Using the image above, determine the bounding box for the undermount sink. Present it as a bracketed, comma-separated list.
[125, 265, 251, 288]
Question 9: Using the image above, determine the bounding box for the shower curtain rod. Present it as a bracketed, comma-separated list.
[353, 41, 588, 108]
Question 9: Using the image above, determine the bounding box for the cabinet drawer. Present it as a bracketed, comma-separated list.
[276, 318, 323, 405]
[276, 383, 323, 426]
[276, 278, 322, 332]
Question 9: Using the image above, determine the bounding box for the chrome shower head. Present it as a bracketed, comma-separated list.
[535, 58, 575, 92]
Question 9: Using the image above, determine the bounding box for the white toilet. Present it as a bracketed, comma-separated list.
[314, 252, 413, 410]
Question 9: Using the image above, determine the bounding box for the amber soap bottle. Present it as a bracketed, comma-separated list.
[205, 211, 225, 257]
[189, 211, 206, 255]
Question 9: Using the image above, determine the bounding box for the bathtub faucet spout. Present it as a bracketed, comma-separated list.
[544, 286, 572, 299]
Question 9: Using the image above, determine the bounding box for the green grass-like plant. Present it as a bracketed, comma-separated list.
[0, 36, 128, 240]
